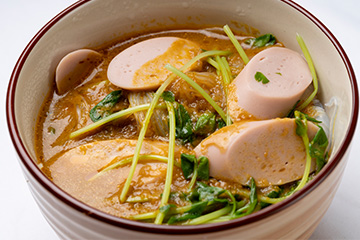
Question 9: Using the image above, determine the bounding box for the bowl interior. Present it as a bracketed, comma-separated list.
[12, 0, 356, 227]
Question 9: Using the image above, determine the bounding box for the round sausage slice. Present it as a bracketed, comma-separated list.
[228, 47, 312, 121]
[55, 49, 103, 95]
[107, 37, 201, 90]
[194, 118, 318, 187]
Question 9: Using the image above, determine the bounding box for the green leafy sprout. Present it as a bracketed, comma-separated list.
[89, 90, 123, 122]
[255, 72, 270, 84]
[223, 24, 249, 64]
[245, 34, 276, 48]
[154, 100, 176, 224]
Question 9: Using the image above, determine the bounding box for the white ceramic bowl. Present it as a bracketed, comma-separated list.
[6, 0, 358, 239]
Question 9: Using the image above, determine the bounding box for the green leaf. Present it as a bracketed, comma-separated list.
[217, 118, 226, 129]
[167, 201, 208, 224]
[255, 72, 270, 84]
[248, 178, 257, 208]
[286, 100, 300, 118]
[159, 204, 177, 214]
[194, 113, 216, 135]
[303, 113, 322, 123]
[309, 126, 328, 173]
[186, 188, 200, 202]
[294, 111, 307, 137]
[197, 182, 226, 202]
[174, 103, 193, 143]
[235, 178, 257, 216]
[267, 190, 282, 199]
[89, 90, 123, 122]
[161, 91, 175, 102]
[246, 34, 276, 48]
[181, 154, 209, 186]
[259, 186, 282, 208]
[181, 153, 197, 180]
[197, 157, 209, 180]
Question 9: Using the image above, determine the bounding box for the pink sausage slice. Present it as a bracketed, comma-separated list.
[107, 37, 201, 90]
[194, 118, 318, 187]
[55, 49, 103, 95]
[228, 47, 312, 121]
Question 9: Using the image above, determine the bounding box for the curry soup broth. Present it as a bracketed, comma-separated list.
[35, 28, 289, 219]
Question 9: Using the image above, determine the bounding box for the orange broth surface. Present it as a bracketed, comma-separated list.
[35, 28, 286, 219]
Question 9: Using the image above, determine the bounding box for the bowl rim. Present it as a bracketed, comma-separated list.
[6, 0, 359, 235]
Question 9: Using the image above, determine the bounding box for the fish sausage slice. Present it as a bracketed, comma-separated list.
[228, 47, 312, 121]
[55, 49, 103, 95]
[194, 118, 318, 187]
[107, 37, 201, 90]
[46, 139, 189, 208]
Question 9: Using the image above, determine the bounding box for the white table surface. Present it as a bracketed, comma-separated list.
[0, 1, 359, 239]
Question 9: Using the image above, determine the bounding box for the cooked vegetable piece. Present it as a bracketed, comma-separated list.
[217, 118, 226, 129]
[309, 126, 328, 173]
[175, 103, 193, 143]
[196, 182, 226, 203]
[245, 34, 276, 48]
[181, 153, 197, 179]
[159, 204, 177, 215]
[259, 186, 283, 208]
[128, 91, 169, 137]
[90, 154, 180, 181]
[89, 90, 123, 122]
[181, 155, 209, 181]
[223, 24, 249, 64]
[293, 111, 313, 191]
[181, 153, 209, 190]
[234, 178, 258, 217]
[70, 103, 155, 139]
[194, 113, 216, 135]
[197, 157, 210, 181]
[296, 34, 319, 110]
[166, 64, 227, 122]
[167, 201, 208, 224]
[161, 91, 175, 102]
[215, 55, 232, 126]
[254, 72, 270, 84]
[155, 100, 176, 224]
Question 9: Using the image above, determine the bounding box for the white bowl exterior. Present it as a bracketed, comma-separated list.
[12, 0, 356, 239]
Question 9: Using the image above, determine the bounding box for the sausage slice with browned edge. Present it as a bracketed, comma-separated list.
[107, 37, 201, 90]
[194, 118, 318, 187]
[55, 49, 103, 95]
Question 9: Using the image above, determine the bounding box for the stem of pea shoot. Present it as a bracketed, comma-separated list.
[296, 34, 318, 110]
[165, 65, 227, 122]
[154, 101, 176, 224]
[215, 55, 233, 126]
[89, 154, 180, 181]
[69, 104, 154, 139]
[223, 24, 249, 64]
